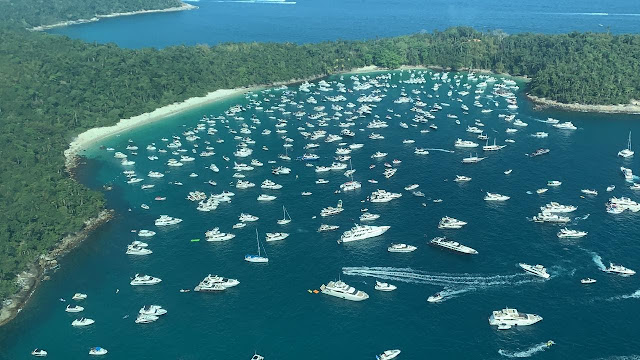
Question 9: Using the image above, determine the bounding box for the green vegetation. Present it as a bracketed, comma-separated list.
[1, 4, 640, 302]
[0, 0, 182, 28]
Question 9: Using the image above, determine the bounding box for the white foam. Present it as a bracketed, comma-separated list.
[498, 342, 553, 358]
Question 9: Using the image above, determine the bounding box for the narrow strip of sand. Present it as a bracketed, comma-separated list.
[64, 87, 255, 162]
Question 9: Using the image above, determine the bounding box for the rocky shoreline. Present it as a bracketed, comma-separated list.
[528, 95, 640, 114]
[0, 209, 113, 327]
[29, 2, 197, 31]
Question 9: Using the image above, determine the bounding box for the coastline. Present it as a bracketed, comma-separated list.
[29, 2, 197, 31]
[0, 210, 113, 327]
[528, 95, 640, 114]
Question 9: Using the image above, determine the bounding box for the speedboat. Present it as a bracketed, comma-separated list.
[376, 349, 401, 360]
[265, 232, 290, 242]
[387, 243, 417, 253]
[427, 292, 443, 303]
[603, 263, 635, 276]
[65, 305, 84, 313]
[374, 281, 397, 292]
[71, 317, 95, 327]
[504, 169, 512, 175]
[519, 263, 550, 279]
[557, 228, 587, 238]
[89, 347, 108, 356]
[553, 121, 577, 130]
[547, 180, 562, 187]
[454, 175, 471, 182]
[31, 349, 48, 357]
[135, 314, 159, 324]
[536, 188, 548, 194]
[404, 184, 419, 191]
[72, 293, 88, 300]
[484, 192, 510, 201]
[251, 353, 265, 360]
[581, 278, 597, 284]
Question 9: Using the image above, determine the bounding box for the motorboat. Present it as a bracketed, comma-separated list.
[519, 263, 550, 279]
[427, 292, 443, 303]
[89, 347, 108, 356]
[376, 349, 401, 360]
[130, 274, 162, 286]
[454, 139, 478, 148]
[438, 216, 467, 229]
[430, 237, 477, 254]
[581, 189, 598, 196]
[250, 354, 264, 360]
[138, 230, 156, 237]
[257, 194, 277, 201]
[205, 227, 236, 242]
[504, 169, 512, 175]
[338, 224, 390, 243]
[154, 215, 183, 226]
[195, 274, 240, 290]
[387, 243, 417, 253]
[532, 212, 570, 223]
[266, 232, 290, 242]
[547, 180, 562, 187]
[31, 349, 48, 357]
[374, 281, 397, 292]
[488, 308, 542, 326]
[71, 317, 95, 327]
[72, 293, 88, 301]
[454, 175, 471, 182]
[404, 184, 419, 191]
[484, 192, 510, 201]
[461, 153, 486, 163]
[603, 263, 635, 276]
[126, 245, 152, 255]
[553, 121, 577, 130]
[239, 213, 259, 222]
[369, 189, 402, 203]
[359, 212, 380, 221]
[320, 280, 369, 301]
[318, 224, 340, 232]
[135, 314, 159, 324]
[581, 278, 597, 284]
[139, 305, 168, 316]
[65, 305, 84, 313]
[536, 188, 548, 194]
[621, 167, 634, 181]
[528, 148, 550, 157]
[541, 202, 577, 213]
[557, 228, 587, 239]
[320, 200, 344, 217]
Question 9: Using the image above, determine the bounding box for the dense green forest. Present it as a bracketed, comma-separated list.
[1, 1, 640, 301]
[0, 0, 182, 28]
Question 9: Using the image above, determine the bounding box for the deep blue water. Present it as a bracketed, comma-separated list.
[47, 0, 640, 48]
[1, 70, 640, 359]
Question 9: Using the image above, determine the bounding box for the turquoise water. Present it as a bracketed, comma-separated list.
[47, 0, 640, 48]
[1, 70, 640, 359]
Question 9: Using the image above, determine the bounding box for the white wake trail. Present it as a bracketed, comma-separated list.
[498, 342, 553, 358]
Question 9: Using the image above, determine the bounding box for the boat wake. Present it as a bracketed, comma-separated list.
[425, 148, 454, 153]
[498, 342, 553, 358]
[590, 252, 606, 271]
[606, 289, 640, 302]
[342, 267, 536, 300]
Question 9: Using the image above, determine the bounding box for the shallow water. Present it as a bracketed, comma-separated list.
[1, 70, 640, 359]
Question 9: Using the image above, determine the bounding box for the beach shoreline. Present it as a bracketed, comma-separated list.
[29, 2, 197, 31]
[528, 95, 640, 114]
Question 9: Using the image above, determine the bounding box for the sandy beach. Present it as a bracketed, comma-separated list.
[64, 87, 257, 166]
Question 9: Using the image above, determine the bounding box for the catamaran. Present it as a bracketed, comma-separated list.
[619, 131, 634, 158]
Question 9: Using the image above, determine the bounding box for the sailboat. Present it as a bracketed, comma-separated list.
[618, 131, 634, 158]
[340, 159, 361, 191]
[277, 205, 292, 225]
[245, 229, 269, 263]
[278, 146, 291, 161]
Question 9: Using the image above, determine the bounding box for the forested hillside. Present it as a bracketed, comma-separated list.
[1, 6, 640, 302]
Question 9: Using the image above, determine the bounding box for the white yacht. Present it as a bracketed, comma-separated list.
[618, 131, 634, 158]
[430, 237, 477, 254]
[205, 228, 236, 242]
[65, 305, 84, 313]
[31, 349, 48, 357]
[557, 228, 587, 239]
[194, 279, 224, 292]
[135, 314, 159, 324]
[581, 189, 598, 196]
[454, 175, 471, 182]
[541, 202, 577, 213]
[257, 194, 277, 201]
[553, 121, 577, 130]
[369, 189, 402, 203]
[154, 215, 183, 226]
[414, 148, 429, 155]
[197, 274, 240, 289]
[532, 212, 570, 223]
[536, 188, 548, 194]
[130, 274, 162, 286]
[427, 292, 443, 303]
[603, 263, 635, 276]
[340, 180, 362, 191]
[89, 347, 108, 356]
[318, 224, 340, 232]
[71, 317, 95, 327]
[531, 131, 548, 138]
[320, 200, 344, 217]
[338, 224, 390, 243]
[581, 278, 597, 284]
[139, 305, 167, 316]
[266, 232, 289, 242]
[519, 263, 550, 279]
[489, 308, 542, 326]
[126, 245, 152, 255]
[484, 192, 510, 201]
[72, 293, 88, 300]
[404, 184, 419, 191]
[621, 167, 634, 181]
[239, 213, 259, 222]
[359, 212, 380, 221]
[374, 281, 397, 292]
[383, 168, 397, 178]
[261, 179, 283, 190]
[387, 243, 417, 253]
[371, 151, 388, 159]
[320, 280, 369, 301]
[438, 216, 467, 229]
[376, 349, 401, 360]
[454, 139, 479, 148]
[138, 230, 156, 237]
[547, 180, 562, 187]
[250, 353, 264, 360]
[462, 153, 486, 163]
